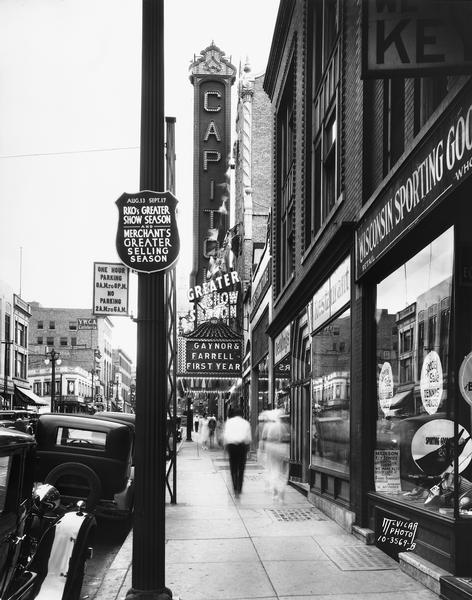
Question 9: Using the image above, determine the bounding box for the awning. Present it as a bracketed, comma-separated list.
[389, 389, 413, 408]
[14, 385, 48, 407]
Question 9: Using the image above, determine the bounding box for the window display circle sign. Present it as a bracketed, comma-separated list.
[411, 419, 472, 476]
[420, 351, 443, 415]
[459, 352, 472, 407]
[378, 362, 394, 415]
[115, 190, 180, 273]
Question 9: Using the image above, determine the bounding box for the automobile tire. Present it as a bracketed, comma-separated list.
[45, 462, 102, 510]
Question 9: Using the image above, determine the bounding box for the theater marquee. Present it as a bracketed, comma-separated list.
[184, 339, 242, 376]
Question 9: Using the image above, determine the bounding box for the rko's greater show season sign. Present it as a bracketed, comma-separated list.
[116, 190, 180, 273]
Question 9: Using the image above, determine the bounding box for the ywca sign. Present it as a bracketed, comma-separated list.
[116, 190, 180, 273]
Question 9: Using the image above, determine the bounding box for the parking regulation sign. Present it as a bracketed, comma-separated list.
[116, 190, 180, 273]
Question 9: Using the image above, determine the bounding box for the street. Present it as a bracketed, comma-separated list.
[81, 518, 132, 600]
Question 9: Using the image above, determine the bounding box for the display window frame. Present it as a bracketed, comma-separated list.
[371, 224, 472, 523]
[310, 303, 351, 478]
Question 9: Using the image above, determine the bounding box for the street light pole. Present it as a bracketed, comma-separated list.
[128, 1, 172, 598]
[44, 348, 61, 413]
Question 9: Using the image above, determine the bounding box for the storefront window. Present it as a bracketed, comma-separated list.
[255, 355, 269, 414]
[374, 227, 465, 515]
[311, 307, 350, 475]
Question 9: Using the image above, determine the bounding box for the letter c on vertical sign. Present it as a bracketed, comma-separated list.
[204, 91, 222, 112]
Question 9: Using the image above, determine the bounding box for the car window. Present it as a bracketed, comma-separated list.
[56, 427, 107, 450]
[0, 455, 12, 512]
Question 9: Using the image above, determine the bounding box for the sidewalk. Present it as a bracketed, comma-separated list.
[94, 436, 439, 600]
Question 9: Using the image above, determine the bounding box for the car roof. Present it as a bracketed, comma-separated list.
[92, 412, 135, 427]
[37, 413, 130, 432]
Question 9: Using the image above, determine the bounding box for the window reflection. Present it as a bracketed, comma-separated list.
[311, 308, 350, 475]
[374, 227, 466, 514]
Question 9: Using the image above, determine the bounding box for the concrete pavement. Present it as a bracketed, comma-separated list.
[93, 436, 439, 600]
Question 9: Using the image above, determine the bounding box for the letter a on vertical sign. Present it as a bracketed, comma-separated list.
[115, 190, 180, 273]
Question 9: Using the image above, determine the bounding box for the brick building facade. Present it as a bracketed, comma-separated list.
[263, 0, 472, 586]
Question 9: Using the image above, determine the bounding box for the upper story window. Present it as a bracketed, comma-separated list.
[304, 0, 341, 249]
[5, 314, 11, 340]
[15, 321, 27, 348]
[69, 321, 77, 330]
[15, 351, 27, 379]
[413, 76, 449, 136]
[37, 320, 43, 330]
[311, 0, 339, 91]
[383, 78, 405, 175]
[275, 61, 295, 295]
[49, 321, 55, 330]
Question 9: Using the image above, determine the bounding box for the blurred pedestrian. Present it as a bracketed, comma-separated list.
[199, 413, 209, 450]
[194, 415, 199, 433]
[223, 408, 252, 497]
[216, 416, 224, 447]
[263, 409, 290, 502]
[208, 414, 217, 448]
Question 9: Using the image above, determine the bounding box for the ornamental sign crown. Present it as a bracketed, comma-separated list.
[115, 190, 180, 273]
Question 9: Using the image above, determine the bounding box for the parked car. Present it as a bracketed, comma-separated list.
[0, 427, 95, 600]
[34, 413, 134, 522]
[0, 409, 38, 435]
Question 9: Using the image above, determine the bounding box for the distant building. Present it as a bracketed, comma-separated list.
[28, 302, 115, 412]
[112, 348, 133, 412]
[0, 280, 38, 409]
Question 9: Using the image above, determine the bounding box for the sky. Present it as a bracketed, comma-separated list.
[0, 0, 279, 363]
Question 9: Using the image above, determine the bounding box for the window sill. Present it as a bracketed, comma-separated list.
[301, 191, 344, 265]
[273, 272, 295, 309]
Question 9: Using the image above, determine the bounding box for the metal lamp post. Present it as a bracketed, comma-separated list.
[44, 348, 61, 413]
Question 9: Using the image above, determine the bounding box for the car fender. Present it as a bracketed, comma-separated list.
[33, 510, 95, 600]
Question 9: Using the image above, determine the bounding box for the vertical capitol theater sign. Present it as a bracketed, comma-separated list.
[115, 190, 180, 273]
[189, 43, 236, 324]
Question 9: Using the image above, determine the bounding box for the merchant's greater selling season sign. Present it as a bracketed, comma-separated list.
[93, 262, 129, 316]
[115, 190, 180, 273]
[184, 339, 242, 377]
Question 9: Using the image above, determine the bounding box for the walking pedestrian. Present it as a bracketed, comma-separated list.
[199, 413, 209, 450]
[194, 414, 199, 433]
[223, 408, 252, 498]
[208, 414, 217, 448]
[262, 409, 290, 502]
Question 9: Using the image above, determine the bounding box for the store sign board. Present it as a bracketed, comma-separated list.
[356, 82, 472, 279]
[420, 351, 443, 414]
[93, 262, 129, 316]
[182, 339, 242, 377]
[77, 318, 97, 330]
[459, 352, 472, 407]
[274, 325, 291, 365]
[362, 0, 472, 78]
[115, 190, 180, 273]
[311, 256, 350, 332]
